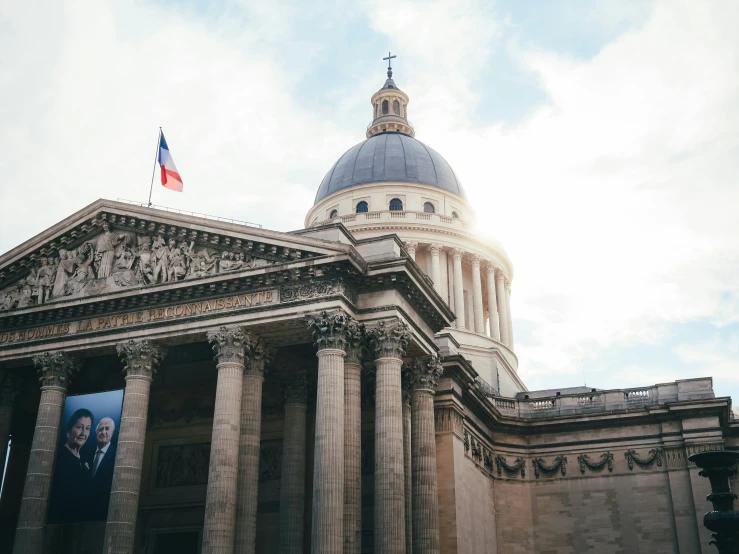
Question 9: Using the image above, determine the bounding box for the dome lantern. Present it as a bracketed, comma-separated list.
[367, 52, 415, 138]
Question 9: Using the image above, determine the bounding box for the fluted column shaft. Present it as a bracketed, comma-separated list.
[495, 271, 510, 347]
[409, 356, 442, 554]
[485, 265, 500, 341]
[471, 256, 485, 334]
[312, 349, 345, 553]
[505, 284, 514, 350]
[202, 326, 248, 554]
[403, 399, 413, 554]
[308, 310, 349, 554]
[429, 245, 442, 295]
[13, 352, 78, 554]
[279, 374, 307, 554]
[344, 325, 363, 554]
[104, 340, 165, 554]
[368, 319, 411, 554]
[234, 339, 267, 554]
[451, 249, 466, 330]
[411, 389, 440, 554]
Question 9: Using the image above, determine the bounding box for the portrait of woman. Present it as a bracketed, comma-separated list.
[47, 408, 94, 524]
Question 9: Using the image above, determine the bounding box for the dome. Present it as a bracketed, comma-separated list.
[314, 133, 467, 204]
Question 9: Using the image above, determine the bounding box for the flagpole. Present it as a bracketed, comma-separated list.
[147, 127, 162, 207]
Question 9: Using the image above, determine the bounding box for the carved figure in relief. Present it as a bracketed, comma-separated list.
[136, 236, 155, 284]
[152, 235, 169, 283]
[95, 222, 125, 278]
[167, 241, 188, 281]
[35, 257, 54, 304]
[17, 279, 33, 308]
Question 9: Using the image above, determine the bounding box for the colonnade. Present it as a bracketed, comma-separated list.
[405, 241, 514, 349]
[8, 313, 443, 554]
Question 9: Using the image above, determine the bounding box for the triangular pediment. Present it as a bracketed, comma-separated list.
[0, 199, 355, 313]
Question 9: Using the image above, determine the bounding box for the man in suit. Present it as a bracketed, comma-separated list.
[84, 417, 117, 520]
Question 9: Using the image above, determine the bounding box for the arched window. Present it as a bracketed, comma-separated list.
[423, 202, 435, 213]
[329, 209, 339, 219]
[375, 103, 379, 119]
[389, 198, 403, 211]
[382, 100, 389, 115]
[393, 100, 400, 115]
[356, 201, 369, 213]
[451, 211, 459, 219]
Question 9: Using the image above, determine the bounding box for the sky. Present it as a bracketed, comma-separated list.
[1, 0, 738, 402]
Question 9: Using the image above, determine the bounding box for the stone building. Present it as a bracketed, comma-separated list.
[0, 65, 735, 554]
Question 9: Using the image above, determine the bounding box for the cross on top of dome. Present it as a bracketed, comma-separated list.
[382, 51, 397, 89]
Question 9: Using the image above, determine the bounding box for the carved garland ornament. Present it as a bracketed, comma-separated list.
[624, 448, 663, 470]
[532, 456, 568, 479]
[495, 455, 526, 478]
[577, 452, 614, 474]
[32, 351, 80, 389]
[116, 339, 166, 379]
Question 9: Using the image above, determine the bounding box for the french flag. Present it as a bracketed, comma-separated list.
[158, 132, 183, 192]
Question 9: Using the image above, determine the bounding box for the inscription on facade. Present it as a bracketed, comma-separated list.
[0, 290, 278, 345]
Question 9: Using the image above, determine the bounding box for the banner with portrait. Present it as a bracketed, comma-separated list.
[47, 389, 124, 524]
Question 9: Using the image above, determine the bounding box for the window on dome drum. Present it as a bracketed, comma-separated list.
[329, 209, 339, 219]
[389, 198, 403, 211]
[423, 202, 435, 213]
[393, 100, 400, 115]
[451, 211, 459, 218]
[356, 201, 369, 213]
[382, 100, 389, 115]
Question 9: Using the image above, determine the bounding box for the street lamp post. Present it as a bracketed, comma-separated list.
[689, 450, 739, 554]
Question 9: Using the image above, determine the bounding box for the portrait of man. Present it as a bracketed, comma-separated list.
[83, 417, 117, 518]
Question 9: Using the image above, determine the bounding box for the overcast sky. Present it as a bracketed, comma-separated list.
[1, 0, 738, 401]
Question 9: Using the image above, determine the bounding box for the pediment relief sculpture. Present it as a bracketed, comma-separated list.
[0, 220, 295, 312]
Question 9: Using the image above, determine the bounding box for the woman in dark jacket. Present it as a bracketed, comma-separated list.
[47, 408, 93, 524]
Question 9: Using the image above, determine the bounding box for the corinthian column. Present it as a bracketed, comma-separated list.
[368, 318, 411, 554]
[402, 370, 413, 554]
[404, 241, 418, 262]
[470, 255, 485, 334]
[202, 326, 247, 554]
[103, 340, 164, 553]
[410, 356, 443, 554]
[428, 244, 442, 295]
[234, 337, 267, 554]
[451, 249, 466, 330]
[0, 372, 20, 479]
[13, 352, 79, 554]
[485, 263, 500, 341]
[344, 322, 364, 554]
[307, 311, 348, 554]
[495, 271, 510, 347]
[505, 282, 514, 350]
[278, 370, 308, 554]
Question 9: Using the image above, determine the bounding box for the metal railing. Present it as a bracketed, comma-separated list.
[116, 199, 262, 228]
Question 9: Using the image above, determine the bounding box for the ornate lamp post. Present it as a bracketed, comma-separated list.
[689, 450, 739, 554]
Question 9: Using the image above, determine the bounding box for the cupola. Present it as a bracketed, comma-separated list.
[366, 52, 415, 138]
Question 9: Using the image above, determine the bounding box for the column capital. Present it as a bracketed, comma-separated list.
[470, 254, 482, 267]
[428, 243, 442, 256]
[344, 321, 366, 365]
[403, 240, 419, 252]
[409, 354, 444, 391]
[245, 337, 269, 377]
[401, 365, 413, 405]
[484, 261, 497, 275]
[307, 310, 350, 351]
[451, 248, 465, 261]
[32, 351, 79, 390]
[207, 325, 249, 365]
[495, 269, 506, 283]
[116, 339, 166, 380]
[0, 372, 21, 407]
[367, 318, 411, 360]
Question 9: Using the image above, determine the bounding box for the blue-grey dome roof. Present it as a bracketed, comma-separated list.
[315, 133, 466, 204]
